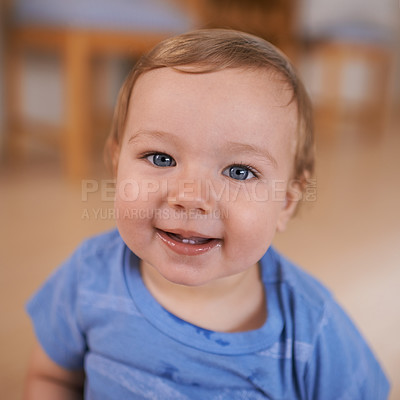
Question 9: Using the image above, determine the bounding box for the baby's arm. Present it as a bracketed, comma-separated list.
[23, 340, 85, 400]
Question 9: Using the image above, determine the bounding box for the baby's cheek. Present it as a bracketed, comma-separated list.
[114, 198, 133, 237]
[226, 201, 274, 244]
[115, 178, 141, 203]
[115, 198, 153, 253]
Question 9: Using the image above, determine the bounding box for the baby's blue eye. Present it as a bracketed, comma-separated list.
[147, 153, 176, 167]
[223, 165, 256, 181]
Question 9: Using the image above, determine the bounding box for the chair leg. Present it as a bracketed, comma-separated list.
[5, 36, 25, 164]
[63, 32, 91, 180]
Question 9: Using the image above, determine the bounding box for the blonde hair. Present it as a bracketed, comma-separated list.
[106, 29, 314, 188]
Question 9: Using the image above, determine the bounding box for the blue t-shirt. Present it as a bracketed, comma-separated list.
[27, 229, 390, 399]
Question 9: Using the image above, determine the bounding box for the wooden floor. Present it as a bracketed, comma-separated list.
[1, 113, 399, 398]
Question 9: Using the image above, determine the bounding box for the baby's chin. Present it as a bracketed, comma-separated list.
[142, 259, 220, 288]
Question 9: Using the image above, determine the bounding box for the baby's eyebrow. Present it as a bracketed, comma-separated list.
[127, 130, 175, 145]
[226, 141, 278, 168]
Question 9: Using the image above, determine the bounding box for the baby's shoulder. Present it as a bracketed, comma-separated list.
[78, 228, 123, 259]
[266, 247, 333, 311]
[68, 229, 126, 283]
[265, 250, 390, 397]
[264, 247, 350, 341]
[265, 247, 368, 350]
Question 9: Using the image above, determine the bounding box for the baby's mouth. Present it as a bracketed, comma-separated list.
[156, 229, 221, 256]
[163, 231, 214, 245]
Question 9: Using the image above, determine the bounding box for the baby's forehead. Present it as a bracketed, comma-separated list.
[134, 66, 296, 111]
[128, 66, 298, 154]
[130, 66, 297, 128]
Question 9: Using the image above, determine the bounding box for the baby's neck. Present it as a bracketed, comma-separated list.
[140, 261, 267, 333]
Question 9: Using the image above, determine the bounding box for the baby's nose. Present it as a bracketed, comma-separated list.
[167, 178, 215, 214]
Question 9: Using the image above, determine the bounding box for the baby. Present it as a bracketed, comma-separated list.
[24, 29, 389, 399]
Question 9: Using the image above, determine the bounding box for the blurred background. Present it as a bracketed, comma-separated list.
[0, 0, 399, 398]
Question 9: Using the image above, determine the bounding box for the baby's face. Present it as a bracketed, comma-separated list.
[115, 67, 298, 286]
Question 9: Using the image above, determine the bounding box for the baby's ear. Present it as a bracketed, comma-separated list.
[111, 143, 121, 176]
[104, 136, 121, 176]
[276, 179, 303, 232]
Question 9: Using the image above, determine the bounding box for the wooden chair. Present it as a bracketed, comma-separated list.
[5, 0, 192, 179]
[303, 25, 394, 136]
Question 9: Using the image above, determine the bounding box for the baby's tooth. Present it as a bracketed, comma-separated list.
[181, 238, 198, 245]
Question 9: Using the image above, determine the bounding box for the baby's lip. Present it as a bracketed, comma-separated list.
[156, 228, 219, 241]
[155, 228, 222, 256]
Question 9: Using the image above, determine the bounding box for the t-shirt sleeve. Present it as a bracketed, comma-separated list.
[26, 247, 86, 370]
[304, 301, 390, 400]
